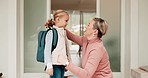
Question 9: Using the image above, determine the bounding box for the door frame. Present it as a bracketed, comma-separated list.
[10, 0, 139, 78]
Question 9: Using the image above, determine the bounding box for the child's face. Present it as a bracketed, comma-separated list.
[58, 14, 69, 28]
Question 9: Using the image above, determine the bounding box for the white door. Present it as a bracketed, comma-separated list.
[99, 0, 125, 78]
[20, 0, 125, 78]
[20, 0, 49, 78]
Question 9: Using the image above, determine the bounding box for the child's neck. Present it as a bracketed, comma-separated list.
[53, 25, 64, 29]
[55, 24, 62, 28]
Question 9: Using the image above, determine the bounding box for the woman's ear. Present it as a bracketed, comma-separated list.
[93, 29, 98, 35]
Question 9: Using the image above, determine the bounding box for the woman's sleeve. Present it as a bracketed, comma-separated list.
[65, 29, 83, 46]
[44, 30, 53, 69]
[66, 49, 104, 78]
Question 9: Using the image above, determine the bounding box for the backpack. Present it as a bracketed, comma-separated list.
[36, 27, 58, 63]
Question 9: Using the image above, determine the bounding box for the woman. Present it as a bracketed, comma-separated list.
[65, 18, 113, 78]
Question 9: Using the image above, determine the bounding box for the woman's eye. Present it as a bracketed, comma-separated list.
[87, 23, 90, 26]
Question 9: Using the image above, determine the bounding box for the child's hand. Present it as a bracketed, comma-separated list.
[46, 68, 53, 76]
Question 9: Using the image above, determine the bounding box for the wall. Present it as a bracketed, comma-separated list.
[124, 0, 131, 77]
[138, 0, 148, 66]
[0, 0, 8, 77]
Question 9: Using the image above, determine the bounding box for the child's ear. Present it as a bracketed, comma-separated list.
[55, 17, 60, 22]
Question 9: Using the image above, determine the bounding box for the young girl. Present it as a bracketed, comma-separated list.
[44, 10, 71, 78]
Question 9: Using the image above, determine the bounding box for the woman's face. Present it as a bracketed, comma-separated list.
[84, 20, 95, 37]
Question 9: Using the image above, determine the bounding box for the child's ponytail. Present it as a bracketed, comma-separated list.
[44, 19, 55, 28]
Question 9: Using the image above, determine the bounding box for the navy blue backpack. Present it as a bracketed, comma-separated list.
[36, 27, 58, 63]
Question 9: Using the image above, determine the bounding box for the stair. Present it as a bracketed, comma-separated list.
[131, 68, 148, 78]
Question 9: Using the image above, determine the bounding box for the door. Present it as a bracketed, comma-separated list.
[21, 0, 49, 78]
[99, 0, 124, 77]
[21, 0, 125, 78]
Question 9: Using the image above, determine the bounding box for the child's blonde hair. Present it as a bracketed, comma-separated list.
[53, 9, 69, 20]
[45, 10, 69, 28]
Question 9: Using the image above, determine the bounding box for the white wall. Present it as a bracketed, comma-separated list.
[0, 0, 18, 78]
[0, 0, 8, 77]
[138, 0, 148, 66]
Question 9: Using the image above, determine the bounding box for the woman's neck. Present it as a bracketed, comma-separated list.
[87, 35, 98, 40]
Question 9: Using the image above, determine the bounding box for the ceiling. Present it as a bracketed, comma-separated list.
[51, 0, 96, 11]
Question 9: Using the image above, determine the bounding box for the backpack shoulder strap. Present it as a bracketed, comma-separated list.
[51, 28, 58, 53]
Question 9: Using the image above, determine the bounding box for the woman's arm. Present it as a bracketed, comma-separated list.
[65, 29, 84, 46]
[66, 49, 104, 78]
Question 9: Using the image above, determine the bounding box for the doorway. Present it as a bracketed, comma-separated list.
[22, 0, 124, 78]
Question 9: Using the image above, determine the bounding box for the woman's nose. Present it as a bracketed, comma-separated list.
[83, 27, 86, 32]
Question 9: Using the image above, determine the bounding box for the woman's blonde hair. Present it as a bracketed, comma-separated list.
[93, 18, 109, 38]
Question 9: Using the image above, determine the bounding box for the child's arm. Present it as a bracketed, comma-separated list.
[65, 29, 83, 46]
[44, 30, 53, 75]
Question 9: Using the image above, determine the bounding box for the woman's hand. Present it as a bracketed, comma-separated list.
[65, 67, 68, 72]
[67, 75, 73, 78]
[46, 68, 53, 76]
